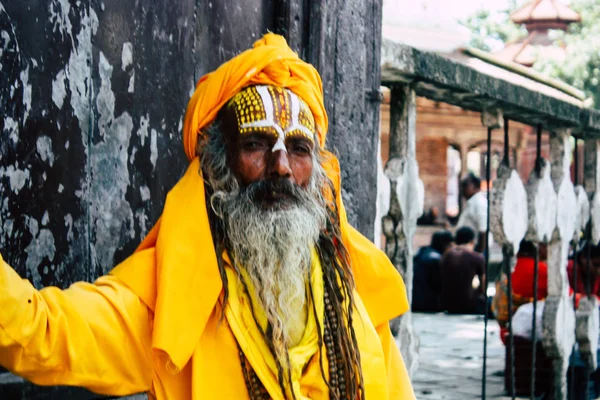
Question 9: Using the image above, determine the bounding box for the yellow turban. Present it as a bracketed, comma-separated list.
[182, 33, 328, 161]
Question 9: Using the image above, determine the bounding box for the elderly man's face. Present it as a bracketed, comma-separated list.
[221, 86, 316, 199]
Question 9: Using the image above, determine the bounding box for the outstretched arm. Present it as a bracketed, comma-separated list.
[0, 253, 153, 396]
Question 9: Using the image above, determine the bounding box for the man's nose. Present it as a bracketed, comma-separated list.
[269, 149, 293, 179]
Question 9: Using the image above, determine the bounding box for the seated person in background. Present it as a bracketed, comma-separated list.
[412, 230, 454, 312]
[493, 240, 548, 343]
[440, 227, 486, 314]
[491, 240, 551, 397]
[417, 206, 440, 226]
[568, 241, 600, 305]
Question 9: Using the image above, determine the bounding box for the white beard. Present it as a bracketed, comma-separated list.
[223, 189, 326, 363]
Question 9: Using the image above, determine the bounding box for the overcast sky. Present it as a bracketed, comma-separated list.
[382, 0, 514, 52]
[383, 0, 511, 27]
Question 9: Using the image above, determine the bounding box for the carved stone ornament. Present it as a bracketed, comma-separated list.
[490, 164, 528, 253]
[386, 157, 424, 241]
[542, 294, 577, 362]
[556, 178, 578, 253]
[526, 159, 557, 243]
[382, 156, 423, 379]
[397, 158, 424, 239]
[576, 296, 600, 370]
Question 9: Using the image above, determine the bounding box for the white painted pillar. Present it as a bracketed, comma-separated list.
[383, 84, 424, 378]
[542, 128, 577, 400]
[577, 139, 600, 370]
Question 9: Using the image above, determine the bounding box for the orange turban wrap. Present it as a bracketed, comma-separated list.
[182, 33, 328, 161]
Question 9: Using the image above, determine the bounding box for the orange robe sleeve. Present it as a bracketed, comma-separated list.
[0, 253, 153, 397]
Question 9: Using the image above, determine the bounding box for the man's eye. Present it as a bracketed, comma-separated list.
[288, 142, 312, 155]
[244, 140, 266, 150]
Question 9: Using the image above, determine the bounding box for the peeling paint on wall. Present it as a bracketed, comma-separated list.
[128, 71, 135, 93]
[24, 216, 56, 289]
[150, 128, 157, 169]
[137, 114, 150, 146]
[136, 209, 148, 237]
[90, 51, 134, 274]
[121, 42, 133, 70]
[19, 66, 31, 123]
[36, 136, 55, 166]
[140, 185, 150, 201]
[0, 164, 30, 193]
[52, 69, 67, 109]
[4, 116, 18, 143]
[66, 9, 96, 137]
[64, 213, 73, 241]
[49, 0, 73, 44]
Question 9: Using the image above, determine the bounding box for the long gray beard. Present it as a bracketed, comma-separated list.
[221, 183, 326, 364]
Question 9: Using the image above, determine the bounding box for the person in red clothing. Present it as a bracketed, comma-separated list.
[492, 240, 548, 333]
[512, 240, 548, 300]
[568, 242, 600, 304]
[491, 240, 552, 397]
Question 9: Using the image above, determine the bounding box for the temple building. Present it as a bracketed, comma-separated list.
[380, 0, 584, 250]
[494, 0, 581, 67]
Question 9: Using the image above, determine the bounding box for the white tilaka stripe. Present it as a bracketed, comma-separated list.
[290, 92, 300, 127]
[283, 93, 315, 141]
[256, 85, 274, 121]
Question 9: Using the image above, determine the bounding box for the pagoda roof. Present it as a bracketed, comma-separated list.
[511, 0, 580, 26]
[493, 31, 566, 67]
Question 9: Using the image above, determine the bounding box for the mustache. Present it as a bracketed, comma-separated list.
[242, 178, 305, 204]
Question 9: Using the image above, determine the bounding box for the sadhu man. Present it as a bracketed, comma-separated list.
[0, 34, 414, 399]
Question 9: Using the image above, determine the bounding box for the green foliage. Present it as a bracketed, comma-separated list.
[459, 1, 527, 52]
[534, 0, 600, 106]
[461, 0, 600, 107]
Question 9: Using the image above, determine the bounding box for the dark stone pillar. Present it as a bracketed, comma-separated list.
[280, 0, 384, 239]
[0, 0, 384, 397]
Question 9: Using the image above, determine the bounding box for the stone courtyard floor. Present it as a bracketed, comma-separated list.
[412, 312, 516, 399]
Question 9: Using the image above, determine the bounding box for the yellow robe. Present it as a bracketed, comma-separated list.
[0, 158, 415, 399]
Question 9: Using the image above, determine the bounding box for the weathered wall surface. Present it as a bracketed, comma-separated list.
[306, 0, 383, 239]
[0, 0, 383, 398]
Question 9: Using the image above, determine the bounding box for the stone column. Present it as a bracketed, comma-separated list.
[459, 143, 469, 178]
[578, 139, 600, 370]
[486, 111, 528, 259]
[543, 128, 577, 400]
[382, 83, 424, 377]
[374, 127, 390, 250]
[486, 113, 528, 397]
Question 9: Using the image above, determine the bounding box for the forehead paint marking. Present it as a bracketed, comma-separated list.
[240, 85, 286, 153]
[237, 85, 316, 152]
[284, 93, 315, 139]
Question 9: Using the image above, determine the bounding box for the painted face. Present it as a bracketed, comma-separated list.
[230, 85, 317, 151]
[222, 85, 317, 190]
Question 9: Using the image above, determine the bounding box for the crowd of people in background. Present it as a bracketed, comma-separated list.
[413, 174, 488, 314]
[412, 172, 600, 398]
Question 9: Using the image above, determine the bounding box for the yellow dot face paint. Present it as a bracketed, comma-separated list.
[228, 85, 316, 152]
